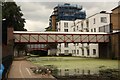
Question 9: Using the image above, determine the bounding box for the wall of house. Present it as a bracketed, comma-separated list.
[111, 33, 120, 59]
[57, 20, 98, 57]
[57, 20, 74, 56]
[88, 13, 110, 58]
[111, 6, 120, 31]
[56, 13, 111, 58]
[111, 6, 120, 59]
[88, 13, 110, 33]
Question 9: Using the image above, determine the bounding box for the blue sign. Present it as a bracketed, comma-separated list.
[0, 64, 4, 79]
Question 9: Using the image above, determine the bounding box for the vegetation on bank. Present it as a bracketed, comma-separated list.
[28, 57, 120, 80]
[27, 57, 119, 70]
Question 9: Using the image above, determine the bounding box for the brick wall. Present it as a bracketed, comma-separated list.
[2, 27, 14, 57]
[111, 32, 120, 59]
[111, 6, 120, 30]
[110, 6, 120, 59]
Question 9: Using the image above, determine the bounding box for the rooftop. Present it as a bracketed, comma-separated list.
[54, 3, 82, 10]
[111, 5, 120, 11]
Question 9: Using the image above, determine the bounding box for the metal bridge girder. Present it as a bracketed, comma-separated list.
[14, 32, 110, 43]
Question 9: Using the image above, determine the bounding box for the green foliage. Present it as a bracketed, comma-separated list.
[2, 2, 27, 54]
[99, 69, 120, 80]
[28, 57, 119, 70]
[2, 2, 26, 31]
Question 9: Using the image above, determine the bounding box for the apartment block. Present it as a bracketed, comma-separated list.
[48, 3, 86, 31]
[57, 12, 111, 58]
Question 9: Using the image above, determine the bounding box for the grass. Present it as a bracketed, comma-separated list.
[28, 57, 119, 71]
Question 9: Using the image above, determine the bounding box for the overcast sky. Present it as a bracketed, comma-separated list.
[14, 1, 119, 31]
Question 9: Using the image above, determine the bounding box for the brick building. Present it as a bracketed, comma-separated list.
[111, 5, 120, 59]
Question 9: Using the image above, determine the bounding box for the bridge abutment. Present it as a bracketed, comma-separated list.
[98, 43, 111, 59]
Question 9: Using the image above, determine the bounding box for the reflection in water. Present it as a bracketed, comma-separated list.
[57, 69, 94, 76]
[54, 68, 120, 80]
[30, 65, 120, 80]
[56, 68, 119, 76]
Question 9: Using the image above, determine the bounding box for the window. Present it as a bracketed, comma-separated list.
[65, 43, 68, 47]
[64, 29, 68, 32]
[56, 23, 58, 26]
[73, 28, 75, 32]
[77, 26, 78, 30]
[72, 50, 74, 53]
[87, 49, 89, 56]
[101, 17, 107, 23]
[93, 49, 96, 55]
[93, 18, 95, 24]
[81, 22, 83, 29]
[82, 49, 84, 56]
[74, 50, 76, 54]
[64, 22, 68, 27]
[86, 20, 89, 28]
[94, 28, 96, 32]
[64, 50, 69, 53]
[91, 29, 93, 32]
[59, 22, 61, 25]
[77, 50, 79, 54]
[64, 12, 69, 16]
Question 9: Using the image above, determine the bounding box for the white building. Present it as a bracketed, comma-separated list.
[57, 20, 74, 56]
[56, 11, 110, 57]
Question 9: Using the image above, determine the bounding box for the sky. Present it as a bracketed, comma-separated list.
[13, 1, 119, 31]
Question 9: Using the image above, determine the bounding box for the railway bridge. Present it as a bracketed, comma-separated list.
[14, 31, 110, 43]
[13, 31, 111, 58]
[4, 27, 111, 57]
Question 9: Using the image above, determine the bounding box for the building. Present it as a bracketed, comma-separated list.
[57, 20, 74, 56]
[48, 3, 86, 31]
[88, 11, 110, 33]
[47, 3, 86, 55]
[111, 5, 120, 59]
[57, 11, 111, 58]
[86, 11, 111, 58]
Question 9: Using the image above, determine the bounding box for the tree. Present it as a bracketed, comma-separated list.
[2, 2, 27, 57]
[2, 2, 26, 31]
